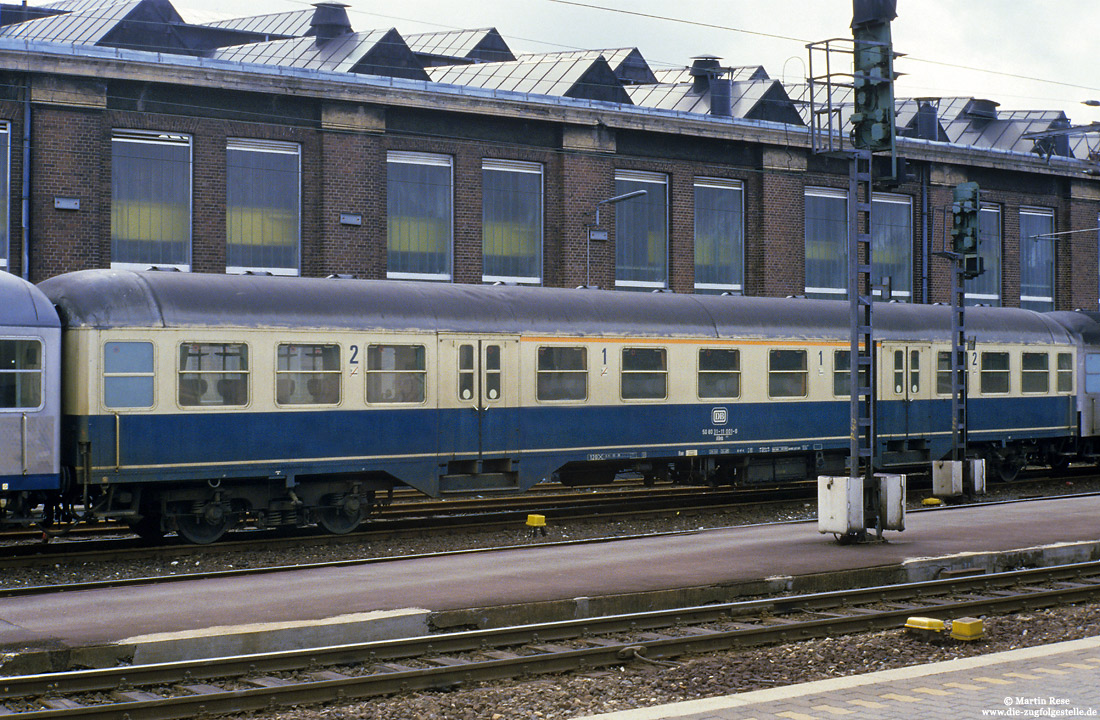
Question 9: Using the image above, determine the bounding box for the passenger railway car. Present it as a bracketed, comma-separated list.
[1, 268, 1097, 542]
[0, 272, 61, 520]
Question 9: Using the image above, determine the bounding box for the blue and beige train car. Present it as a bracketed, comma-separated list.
[31, 268, 1085, 542]
[0, 271, 61, 522]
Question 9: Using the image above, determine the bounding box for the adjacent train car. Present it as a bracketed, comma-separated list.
[29, 268, 1088, 542]
[0, 271, 61, 524]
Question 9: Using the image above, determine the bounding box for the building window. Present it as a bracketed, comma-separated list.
[980, 351, 1010, 394]
[1020, 207, 1055, 312]
[615, 170, 668, 290]
[804, 188, 847, 299]
[872, 194, 912, 301]
[698, 348, 740, 399]
[387, 151, 452, 281]
[277, 344, 340, 405]
[769, 349, 807, 398]
[621, 347, 667, 399]
[178, 342, 248, 407]
[0, 123, 9, 272]
[694, 178, 744, 294]
[1021, 352, 1049, 394]
[0, 339, 42, 409]
[965, 204, 1002, 306]
[537, 346, 587, 401]
[104, 341, 154, 409]
[111, 131, 191, 271]
[226, 139, 300, 276]
[367, 344, 426, 404]
[482, 160, 542, 284]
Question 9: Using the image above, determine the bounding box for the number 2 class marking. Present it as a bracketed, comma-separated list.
[349, 344, 359, 376]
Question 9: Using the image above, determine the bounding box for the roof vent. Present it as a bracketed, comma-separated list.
[690, 55, 731, 117]
[916, 100, 939, 140]
[962, 98, 999, 121]
[310, 2, 353, 44]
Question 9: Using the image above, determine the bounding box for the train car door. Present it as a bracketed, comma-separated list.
[880, 343, 932, 437]
[438, 336, 521, 465]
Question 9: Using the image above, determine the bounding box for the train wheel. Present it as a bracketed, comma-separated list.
[174, 502, 231, 544]
[994, 455, 1025, 483]
[316, 494, 363, 535]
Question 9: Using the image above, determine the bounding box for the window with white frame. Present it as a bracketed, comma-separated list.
[387, 151, 453, 281]
[872, 194, 912, 301]
[804, 187, 847, 299]
[1020, 207, 1055, 312]
[694, 178, 744, 294]
[805, 188, 913, 301]
[111, 130, 191, 271]
[482, 159, 542, 284]
[965, 204, 1002, 306]
[615, 170, 668, 290]
[226, 139, 300, 276]
[0, 123, 9, 272]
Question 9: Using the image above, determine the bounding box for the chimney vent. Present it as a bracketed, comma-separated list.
[690, 55, 731, 118]
[311, 2, 352, 44]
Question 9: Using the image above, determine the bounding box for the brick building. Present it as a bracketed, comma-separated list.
[0, 0, 1097, 310]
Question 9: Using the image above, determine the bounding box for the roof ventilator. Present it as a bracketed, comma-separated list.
[690, 55, 731, 118]
[310, 2, 353, 45]
[916, 100, 939, 140]
[962, 98, 999, 124]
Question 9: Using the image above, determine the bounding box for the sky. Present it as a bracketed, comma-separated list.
[164, 0, 1100, 127]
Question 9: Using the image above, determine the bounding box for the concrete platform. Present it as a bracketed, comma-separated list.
[1, 495, 1099, 672]
[575, 636, 1100, 720]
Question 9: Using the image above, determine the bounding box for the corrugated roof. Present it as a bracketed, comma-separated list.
[201, 9, 313, 38]
[0, 0, 140, 44]
[428, 55, 632, 104]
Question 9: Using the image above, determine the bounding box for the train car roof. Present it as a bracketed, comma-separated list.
[0, 271, 60, 329]
[1046, 310, 1100, 345]
[38, 269, 1072, 344]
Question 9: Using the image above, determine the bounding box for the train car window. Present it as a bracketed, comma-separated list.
[936, 351, 953, 395]
[367, 345, 425, 404]
[0, 339, 42, 409]
[1085, 354, 1100, 394]
[832, 350, 869, 396]
[104, 341, 154, 408]
[768, 349, 807, 398]
[979, 352, 1010, 394]
[622, 348, 667, 400]
[1057, 353, 1073, 393]
[893, 350, 904, 394]
[458, 344, 475, 401]
[909, 350, 920, 393]
[698, 348, 740, 399]
[485, 344, 501, 401]
[537, 347, 587, 401]
[1021, 352, 1050, 394]
[178, 343, 249, 407]
[277, 344, 340, 405]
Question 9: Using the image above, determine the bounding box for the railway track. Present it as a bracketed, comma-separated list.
[2, 560, 1099, 718]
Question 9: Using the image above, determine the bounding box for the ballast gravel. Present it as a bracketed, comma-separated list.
[232, 603, 1100, 720]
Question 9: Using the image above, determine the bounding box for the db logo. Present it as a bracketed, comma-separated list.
[711, 407, 728, 425]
